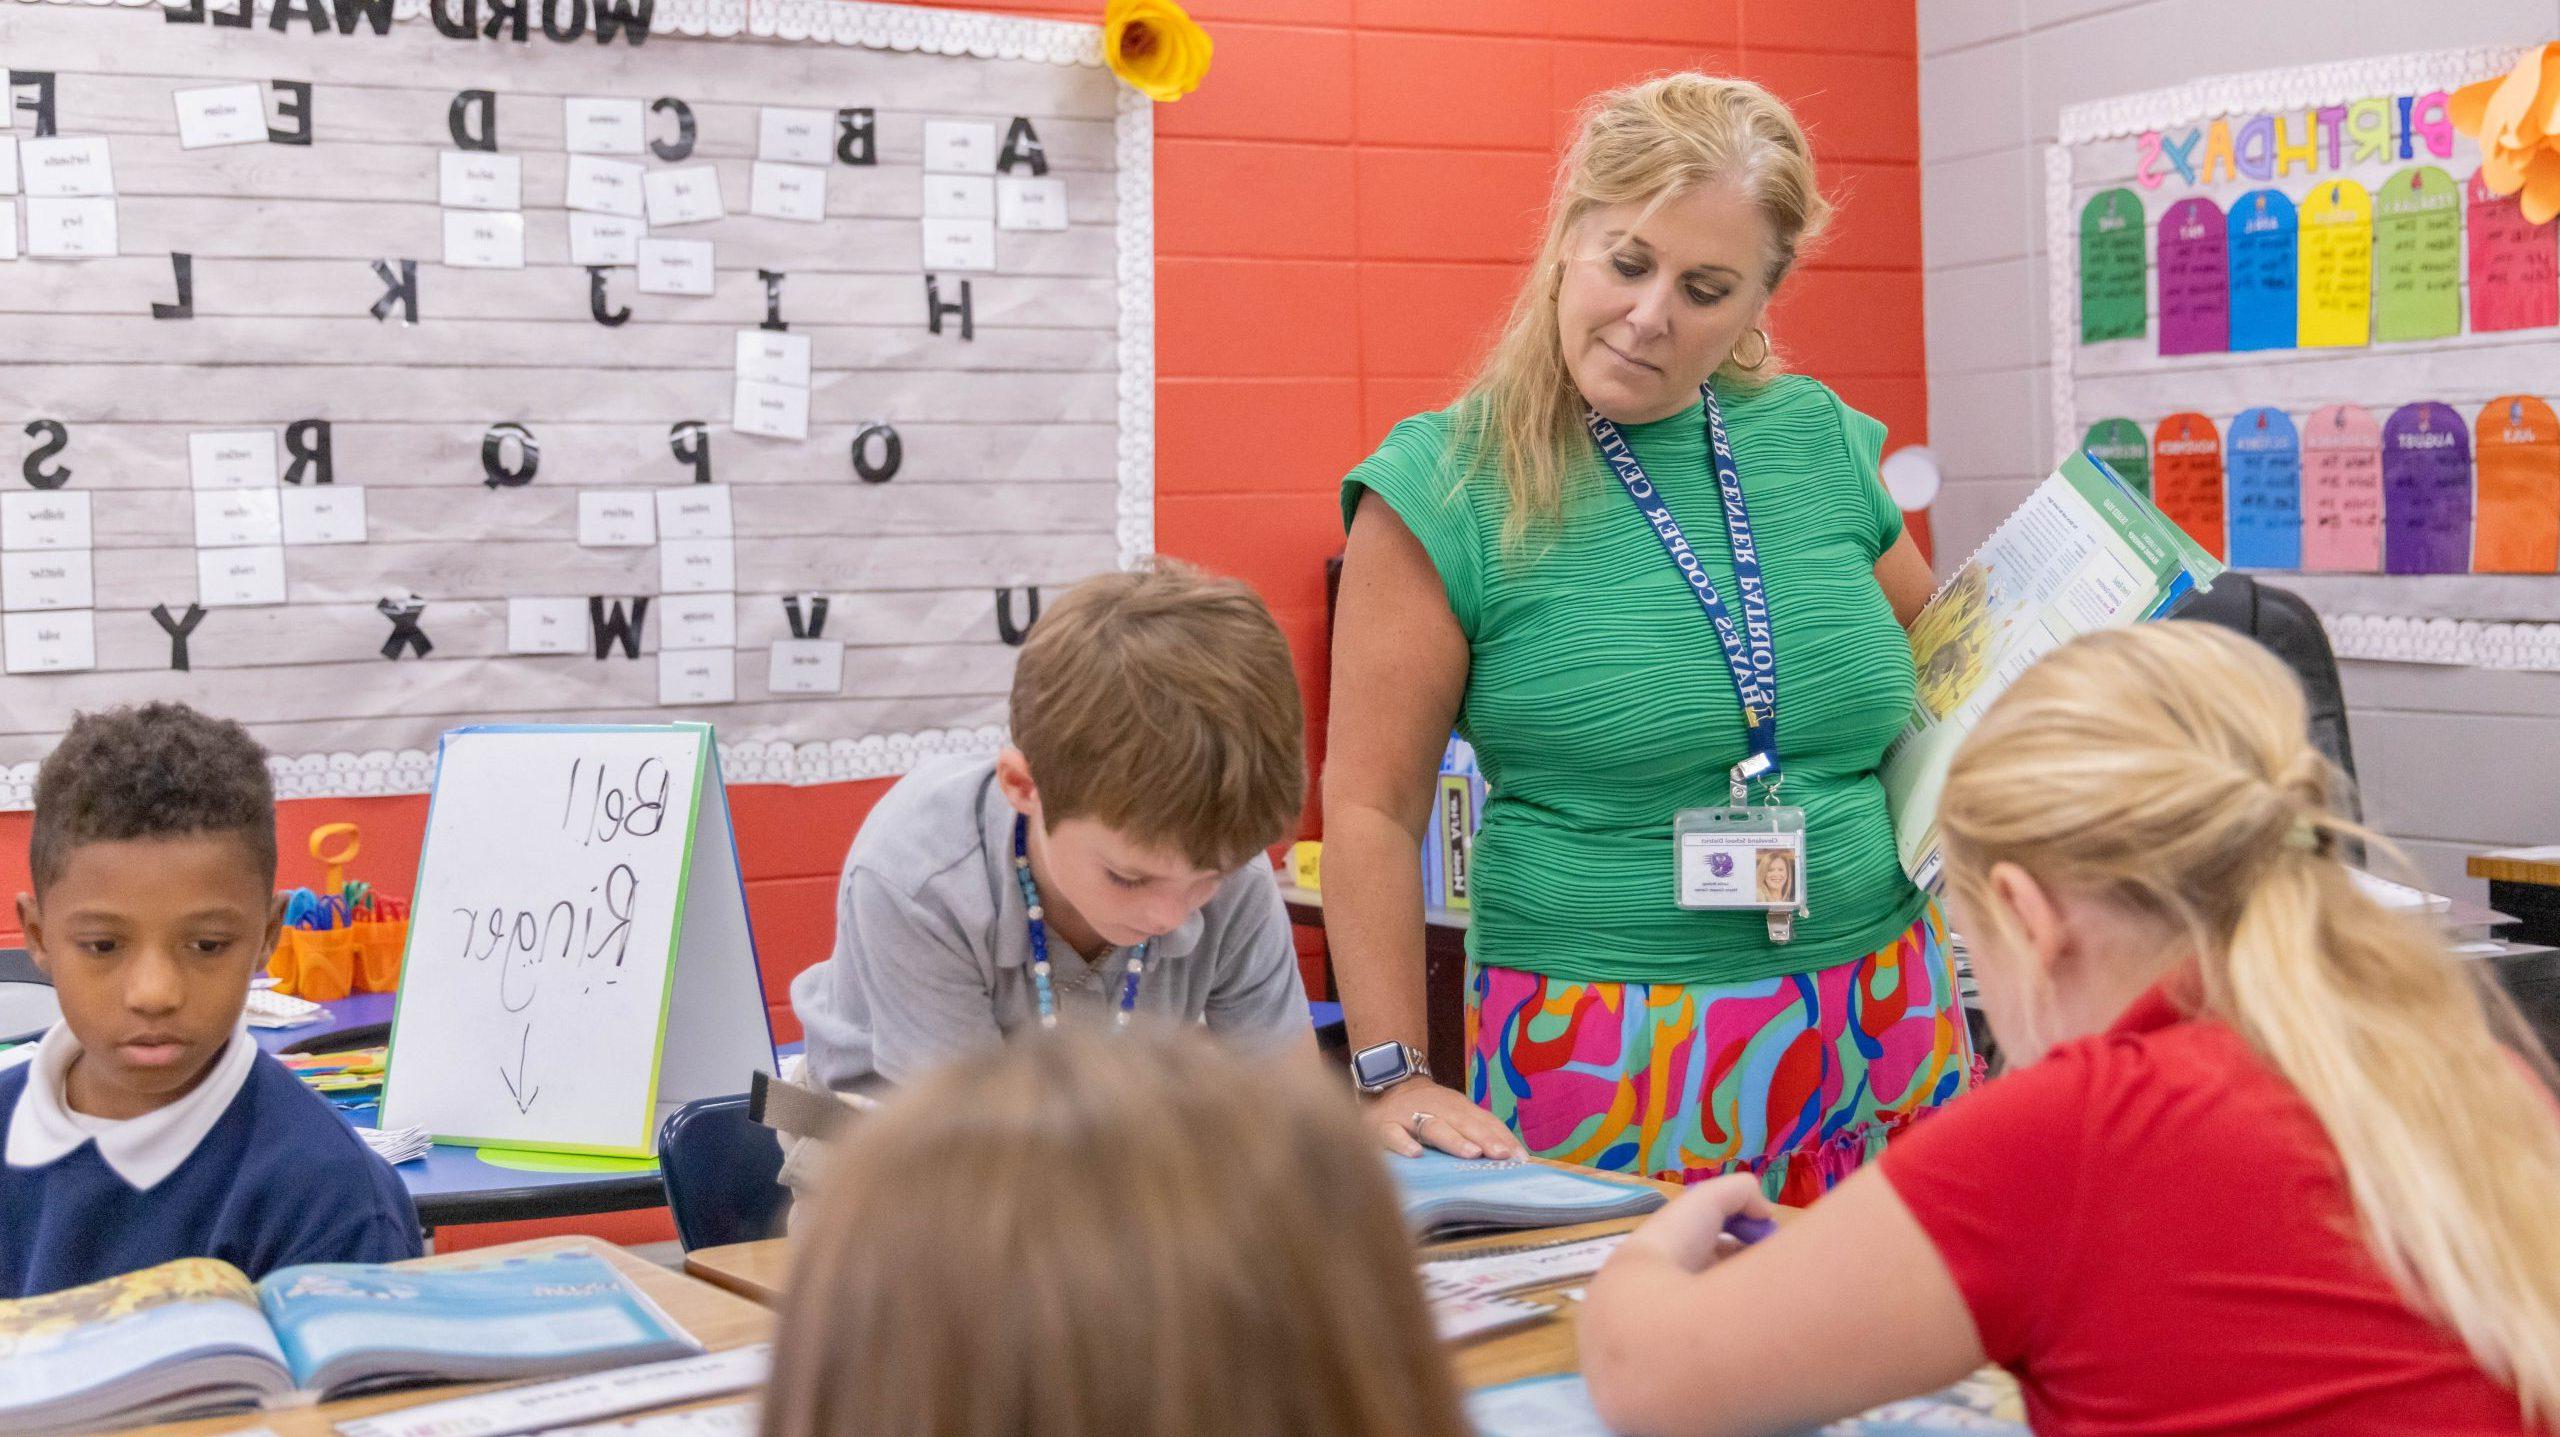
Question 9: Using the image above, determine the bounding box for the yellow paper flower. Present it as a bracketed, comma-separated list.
[1105, 0, 1212, 104]
[2452, 43, 2560, 224]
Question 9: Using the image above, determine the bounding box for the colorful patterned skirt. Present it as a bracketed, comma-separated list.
[1466, 904, 1976, 1204]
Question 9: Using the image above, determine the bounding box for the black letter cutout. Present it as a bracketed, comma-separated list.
[329, 0, 395, 33]
[783, 595, 829, 639]
[150, 604, 205, 671]
[482, 423, 538, 487]
[268, 0, 331, 34]
[481, 0, 527, 42]
[211, 0, 251, 28]
[925, 275, 973, 340]
[166, 0, 206, 22]
[269, 80, 314, 145]
[588, 596, 649, 658]
[539, 0, 586, 40]
[9, 72, 57, 138]
[995, 586, 1043, 646]
[152, 254, 193, 319]
[21, 421, 69, 490]
[591, 0, 650, 45]
[850, 422, 902, 484]
[282, 420, 333, 485]
[429, 0, 476, 37]
[588, 266, 630, 327]
[370, 259, 418, 324]
[378, 596, 432, 660]
[649, 97, 695, 161]
[997, 116, 1048, 176]
[669, 421, 711, 483]
[758, 269, 786, 332]
[448, 90, 497, 151]
[835, 107, 876, 165]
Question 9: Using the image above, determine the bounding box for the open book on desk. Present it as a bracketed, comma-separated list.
[0, 1248, 699, 1435]
[1469, 1370, 2029, 1436]
[1884, 450, 2224, 892]
[1388, 1151, 1667, 1238]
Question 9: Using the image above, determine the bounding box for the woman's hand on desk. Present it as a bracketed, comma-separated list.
[1619, 1174, 1775, 1273]
[1367, 1079, 1520, 1160]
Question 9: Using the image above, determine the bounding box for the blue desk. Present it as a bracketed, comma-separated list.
[255, 988, 397, 1055]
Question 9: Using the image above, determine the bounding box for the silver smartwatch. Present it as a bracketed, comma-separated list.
[1350, 1039, 1431, 1097]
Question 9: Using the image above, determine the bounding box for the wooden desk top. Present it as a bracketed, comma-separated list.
[115, 1236, 773, 1437]
[2471, 848, 2560, 887]
[1276, 882, 1471, 931]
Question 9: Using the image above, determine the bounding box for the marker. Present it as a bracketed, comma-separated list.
[1724, 1214, 1778, 1246]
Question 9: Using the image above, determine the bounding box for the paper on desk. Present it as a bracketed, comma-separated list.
[1421, 1234, 1625, 1300]
[532, 1399, 758, 1435]
[1427, 1288, 1550, 1343]
[335, 1345, 768, 1437]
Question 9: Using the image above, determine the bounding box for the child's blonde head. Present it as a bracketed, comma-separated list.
[1940, 622, 2560, 1422]
[762, 1024, 1471, 1437]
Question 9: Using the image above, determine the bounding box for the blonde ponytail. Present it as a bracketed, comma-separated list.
[1457, 74, 1831, 550]
[1939, 623, 2560, 1425]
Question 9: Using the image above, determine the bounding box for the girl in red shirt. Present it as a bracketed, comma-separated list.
[1582, 622, 2560, 1436]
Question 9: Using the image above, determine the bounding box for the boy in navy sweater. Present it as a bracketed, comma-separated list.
[0, 702, 420, 1298]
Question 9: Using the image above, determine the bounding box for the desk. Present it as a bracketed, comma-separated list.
[254, 987, 397, 1055]
[2472, 848, 2560, 948]
[1277, 882, 1471, 1081]
[337, 1096, 668, 1231]
[112, 1235, 770, 1437]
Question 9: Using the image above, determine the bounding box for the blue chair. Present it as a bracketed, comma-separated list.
[657, 1094, 788, 1252]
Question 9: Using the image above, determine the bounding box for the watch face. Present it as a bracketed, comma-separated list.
[1352, 1043, 1409, 1088]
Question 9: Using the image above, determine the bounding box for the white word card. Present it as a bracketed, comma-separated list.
[643, 166, 726, 227]
[565, 155, 646, 218]
[189, 430, 277, 489]
[282, 487, 368, 545]
[2, 550, 92, 611]
[997, 176, 1068, 231]
[661, 593, 736, 650]
[196, 545, 287, 607]
[175, 84, 267, 149]
[749, 162, 825, 223]
[923, 174, 994, 219]
[194, 488, 284, 547]
[637, 238, 714, 295]
[658, 649, 736, 705]
[731, 379, 810, 440]
[757, 107, 832, 165]
[4, 610, 95, 674]
[923, 120, 995, 173]
[921, 217, 995, 272]
[0, 491, 89, 550]
[564, 97, 647, 155]
[0, 138, 17, 195]
[439, 150, 522, 211]
[660, 539, 737, 594]
[26, 198, 115, 258]
[655, 485, 734, 540]
[507, 597, 589, 655]
[21, 137, 112, 197]
[733, 331, 810, 388]
[570, 213, 644, 268]
[442, 210, 526, 269]
[577, 491, 658, 548]
[768, 638, 845, 695]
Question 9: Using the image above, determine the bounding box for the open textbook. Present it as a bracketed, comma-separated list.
[1468, 1370, 2029, 1436]
[1388, 1152, 1667, 1237]
[1884, 451, 2225, 892]
[0, 1248, 700, 1435]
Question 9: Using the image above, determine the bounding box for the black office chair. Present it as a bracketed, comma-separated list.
[0, 947, 60, 1047]
[2176, 574, 2361, 823]
[657, 1093, 789, 1252]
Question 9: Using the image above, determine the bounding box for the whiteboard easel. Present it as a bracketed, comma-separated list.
[379, 723, 776, 1157]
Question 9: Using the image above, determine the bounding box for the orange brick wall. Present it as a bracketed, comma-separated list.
[0, 0, 1927, 1050]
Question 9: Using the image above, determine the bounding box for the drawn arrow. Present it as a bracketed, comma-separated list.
[499, 1021, 540, 1114]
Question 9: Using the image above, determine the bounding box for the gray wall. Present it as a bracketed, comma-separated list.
[1918, 0, 2560, 899]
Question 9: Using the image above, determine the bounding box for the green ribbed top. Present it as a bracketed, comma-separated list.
[1342, 374, 1928, 986]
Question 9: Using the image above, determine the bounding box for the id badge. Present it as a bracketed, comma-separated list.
[1675, 805, 1807, 913]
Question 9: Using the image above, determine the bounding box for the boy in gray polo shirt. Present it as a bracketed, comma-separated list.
[787, 565, 1313, 1148]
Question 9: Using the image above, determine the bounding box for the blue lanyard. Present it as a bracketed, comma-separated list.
[1011, 814, 1149, 1028]
[1585, 383, 1780, 797]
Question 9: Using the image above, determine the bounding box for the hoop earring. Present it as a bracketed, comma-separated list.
[1731, 327, 1772, 370]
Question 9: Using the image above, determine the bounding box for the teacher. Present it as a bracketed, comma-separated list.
[1325, 74, 1975, 1202]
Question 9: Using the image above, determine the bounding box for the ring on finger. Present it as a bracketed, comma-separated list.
[1409, 1111, 1434, 1127]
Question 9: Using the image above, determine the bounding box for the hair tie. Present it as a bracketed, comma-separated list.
[2283, 818, 2323, 854]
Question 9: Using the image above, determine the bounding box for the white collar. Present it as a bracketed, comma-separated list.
[6, 1022, 258, 1191]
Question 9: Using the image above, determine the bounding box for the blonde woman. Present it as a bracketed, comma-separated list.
[1326, 73, 1969, 1198]
[760, 1024, 1473, 1437]
[1581, 623, 2560, 1436]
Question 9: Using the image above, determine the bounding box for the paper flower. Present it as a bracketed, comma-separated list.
[2451, 43, 2560, 224]
[1104, 0, 1213, 103]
